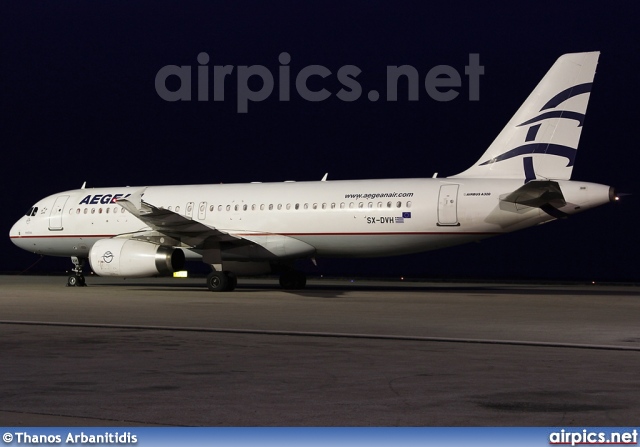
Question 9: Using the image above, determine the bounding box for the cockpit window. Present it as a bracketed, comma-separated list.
[25, 207, 33, 216]
[25, 207, 38, 217]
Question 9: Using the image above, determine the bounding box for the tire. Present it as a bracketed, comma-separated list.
[67, 276, 78, 287]
[207, 271, 229, 292]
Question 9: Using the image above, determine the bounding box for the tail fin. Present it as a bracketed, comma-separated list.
[452, 52, 599, 181]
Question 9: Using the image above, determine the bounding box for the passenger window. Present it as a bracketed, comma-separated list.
[218, 205, 223, 211]
[377, 202, 382, 208]
[349, 202, 354, 208]
[210, 205, 214, 212]
[243, 204, 247, 211]
[98, 208, 103, 214]
[387, 201, 392, 208]
[358, 202, 364, 208]
[106, 208, 110, 214]
[407, 201, 412, 208]
[340, 203, 345, 209]
[396, 201, 401, 208]
[76, 209, 80, 214]
[260, 204, 265, 210]
[277, 204, 282, 210]
[368, 202, 373, 208]
[295, 203, 300, 210]
[176, 206, 181, 212]
[286, 204, 291, 210]
[313, 203, 318, 209]
[252, 204, 256, 211]
[331, 203, 336, 209]
[269, 204, 273, 210]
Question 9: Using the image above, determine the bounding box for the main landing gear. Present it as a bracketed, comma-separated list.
[206, 271, 237, 292]
[203, 248, 307, 292]
[205, 268, 307, 292]
[67, 256, 87, 287]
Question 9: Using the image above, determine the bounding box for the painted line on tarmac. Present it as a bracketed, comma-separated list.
[1, 320, 639, 352]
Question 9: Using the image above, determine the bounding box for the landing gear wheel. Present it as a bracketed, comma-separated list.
[67, 275, 86, 287]
[67, 275, 78, 287]
[279, 270, 307, 290]
[206, 272, 237, 292]
[207, 272, 228, 292]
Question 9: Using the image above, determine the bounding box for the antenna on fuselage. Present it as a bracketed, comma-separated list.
[81, 181, 87, 189]
[321, 173, 328, 181]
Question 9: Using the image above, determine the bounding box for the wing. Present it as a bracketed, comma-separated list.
[116, 188, 240, 248]
[116, 188, 316, 261]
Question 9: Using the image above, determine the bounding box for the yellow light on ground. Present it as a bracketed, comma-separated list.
[173, 271, 188, 278]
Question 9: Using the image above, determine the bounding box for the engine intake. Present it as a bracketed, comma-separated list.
[89, 239, 185, 277]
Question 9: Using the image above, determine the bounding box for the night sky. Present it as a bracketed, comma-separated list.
[2, 2, 638, 281]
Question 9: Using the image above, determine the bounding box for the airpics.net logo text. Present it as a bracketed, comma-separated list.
[154, 52, 484, 113]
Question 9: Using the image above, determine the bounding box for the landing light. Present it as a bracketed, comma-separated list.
[173, 271, 188, 278]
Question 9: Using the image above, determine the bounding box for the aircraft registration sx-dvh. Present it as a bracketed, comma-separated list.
[10, 52, 617, 291]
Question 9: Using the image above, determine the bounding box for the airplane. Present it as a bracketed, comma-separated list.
[9, 52, 617, 292]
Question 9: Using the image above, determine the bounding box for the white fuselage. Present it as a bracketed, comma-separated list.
[9, 178, 612, 262]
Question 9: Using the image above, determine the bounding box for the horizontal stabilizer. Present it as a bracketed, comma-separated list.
[501, 180, 566, 209]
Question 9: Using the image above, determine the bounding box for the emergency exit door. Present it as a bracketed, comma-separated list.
[198, 202, 207, 220]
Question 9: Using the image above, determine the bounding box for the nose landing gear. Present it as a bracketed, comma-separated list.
[67, 256, 87, 287]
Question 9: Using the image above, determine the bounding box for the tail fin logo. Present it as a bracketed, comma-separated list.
[479, 82, 593, 168]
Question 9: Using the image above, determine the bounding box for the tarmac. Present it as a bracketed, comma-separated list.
[1, 275, 639, 426]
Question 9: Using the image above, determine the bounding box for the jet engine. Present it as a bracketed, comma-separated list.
[89, 239, 185, 277]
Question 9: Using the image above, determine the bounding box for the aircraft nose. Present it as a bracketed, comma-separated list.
[9, 219, 28, 249]
[10, 219, 21, 238]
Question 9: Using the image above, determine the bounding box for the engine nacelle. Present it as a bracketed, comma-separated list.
[89, 239, 185, 277]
